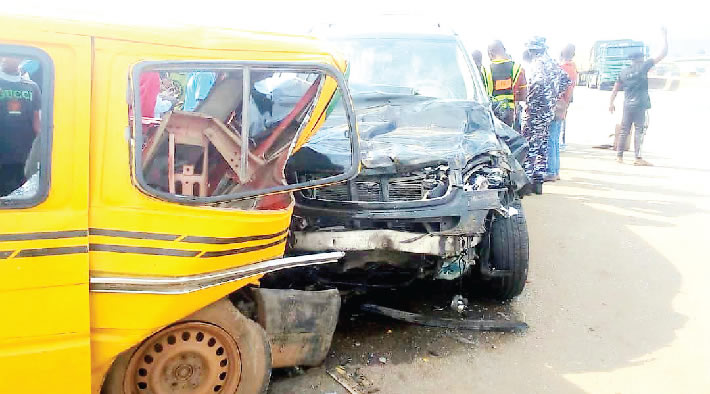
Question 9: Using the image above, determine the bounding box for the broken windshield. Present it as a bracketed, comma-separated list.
[333, 37, 482, 102]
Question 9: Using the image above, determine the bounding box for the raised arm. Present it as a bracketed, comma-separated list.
[653, 27, 669, 65]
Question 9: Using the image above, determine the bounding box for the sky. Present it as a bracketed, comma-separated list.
[6, 0, 708, 63]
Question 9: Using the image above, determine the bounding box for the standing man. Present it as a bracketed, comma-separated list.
[0, 57, 41, 197]
[558, 44, 578, 150]
[483, 40, 527, 127]
[471, 50, 484, 71]
[609, 27, 668, 166]
[521, 37, 571, 194]
[471, 50, 487, 86]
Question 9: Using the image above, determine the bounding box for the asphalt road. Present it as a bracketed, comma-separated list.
[268, 86, 710, 394]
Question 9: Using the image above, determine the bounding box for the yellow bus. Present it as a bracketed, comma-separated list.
[0, 15, 358, 394]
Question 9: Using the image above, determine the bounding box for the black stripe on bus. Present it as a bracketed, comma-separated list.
[14, 245, 88, 258]
[89, 244, 200, 257]
[89, 228, 180, 241]
[200, 237, 287, 258]
[0, 230, 87, 242]
[181, 229, 289, 244]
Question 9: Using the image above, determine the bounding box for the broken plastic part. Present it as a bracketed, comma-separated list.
[436, 257, 469, 280]
[497, 205, 519, 218]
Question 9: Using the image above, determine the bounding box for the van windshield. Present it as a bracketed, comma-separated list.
[333, 37, 481, 102]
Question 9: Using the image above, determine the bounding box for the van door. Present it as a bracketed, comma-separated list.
[0, 31, 92, 393]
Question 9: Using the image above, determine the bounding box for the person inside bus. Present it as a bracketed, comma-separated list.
[0, 57, 41, 197]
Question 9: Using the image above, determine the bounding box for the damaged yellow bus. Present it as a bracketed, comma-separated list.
[0, 15, 358, 394]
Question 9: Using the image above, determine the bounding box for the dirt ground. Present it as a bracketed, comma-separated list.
[268, 87, 710, 394]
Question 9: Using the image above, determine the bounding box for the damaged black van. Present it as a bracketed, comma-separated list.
[285, 26, 531, 301]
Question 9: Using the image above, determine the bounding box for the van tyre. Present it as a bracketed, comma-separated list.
[482, 199, 529, 301]
[101, 298, 271, 394]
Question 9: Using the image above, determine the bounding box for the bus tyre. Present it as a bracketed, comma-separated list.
[102, 299, 271, 394]
[481, 199, 529, 301]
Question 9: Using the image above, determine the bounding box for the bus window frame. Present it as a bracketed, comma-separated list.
[0, 44, 54, 209]
[130, 60, 359, 206]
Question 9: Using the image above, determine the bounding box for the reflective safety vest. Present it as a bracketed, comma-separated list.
[485, 59, 522, 109]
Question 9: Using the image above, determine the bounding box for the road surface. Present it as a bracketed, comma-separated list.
[269, 86, 710, 394]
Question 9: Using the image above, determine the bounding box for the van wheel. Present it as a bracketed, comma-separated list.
[480, 199, 529, 301]
[102, 299, 271, 394]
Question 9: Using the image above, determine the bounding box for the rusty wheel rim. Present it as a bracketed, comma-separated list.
[124, 321, 241, 394]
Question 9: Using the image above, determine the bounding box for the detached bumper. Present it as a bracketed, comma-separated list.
[293, 229, 482, 257]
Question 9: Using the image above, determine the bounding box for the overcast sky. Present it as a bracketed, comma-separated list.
[7, 0, 708, 62]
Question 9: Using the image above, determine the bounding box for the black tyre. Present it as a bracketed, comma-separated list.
[482, 199, 529, 300]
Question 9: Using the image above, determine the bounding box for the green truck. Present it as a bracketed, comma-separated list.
[580, 39, 648, 90]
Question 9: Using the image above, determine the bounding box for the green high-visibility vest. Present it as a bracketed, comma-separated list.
[484, 59, 522, 109]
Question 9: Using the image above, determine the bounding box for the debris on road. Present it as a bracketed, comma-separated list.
[450, 294, 469, 313]
[360, 304, 528, 333]
[326, 365, 380, 394]
[448, 333, 477, 345]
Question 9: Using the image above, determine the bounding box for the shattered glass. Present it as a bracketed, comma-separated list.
[132, 66, 353, 209]
[1, 172, 39, 200]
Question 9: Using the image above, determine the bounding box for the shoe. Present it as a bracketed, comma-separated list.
[634, 158, 653, 166]
[616, 157, 623, 164]
[533, 182, 543, 195]
[555, 175, 561, 181]
[543, 174, 557, 182]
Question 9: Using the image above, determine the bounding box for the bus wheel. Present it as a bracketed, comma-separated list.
[103, 299, 271, 394]
[124, 321, 241, 393]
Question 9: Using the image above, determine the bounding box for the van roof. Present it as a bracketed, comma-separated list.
[311, 16, 457, 38]
[3, 14, 335, 56]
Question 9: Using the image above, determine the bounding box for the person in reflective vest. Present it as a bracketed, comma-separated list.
[483, 40, 526, 127]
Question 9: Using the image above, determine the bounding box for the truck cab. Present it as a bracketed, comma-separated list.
[583, 39, 648, 90]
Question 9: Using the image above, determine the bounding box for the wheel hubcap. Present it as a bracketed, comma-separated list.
[124, 321, 241, 394]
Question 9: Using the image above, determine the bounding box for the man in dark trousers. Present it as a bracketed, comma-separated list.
[609, 27, 668, 166]
[0, 57, 41, 196]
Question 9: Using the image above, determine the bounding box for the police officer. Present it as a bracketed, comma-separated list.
[520, 37, 571, 195]
[483, 40, 526, 127]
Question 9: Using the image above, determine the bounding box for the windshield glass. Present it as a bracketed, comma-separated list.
[334, 37, 481, 101]
[605, 46, 644, 57]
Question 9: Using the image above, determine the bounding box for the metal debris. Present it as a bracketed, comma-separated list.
[360, 304, 528, 333]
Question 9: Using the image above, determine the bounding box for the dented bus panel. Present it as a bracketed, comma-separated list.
[0, 15, 358, 394]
